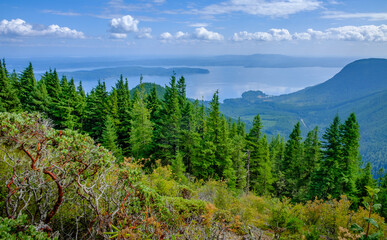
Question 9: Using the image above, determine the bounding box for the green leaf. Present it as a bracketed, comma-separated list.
[373, 203, 381, 211]
[350, 223, 363, 233]
[364, 218, 379, 228]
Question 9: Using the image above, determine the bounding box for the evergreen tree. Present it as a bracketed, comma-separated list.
[283, 122, 304, 198]
[102, 115, 121, 159]
[115, 76, 131, 156]
[154, 75, 181, 164]
[246, 114, 263, 192]
[83, 81, 109, 142]
[255, 135, 274, 195]
[303, 127, 322, 187]
[310, 115, 342, 199]
[17, 63, 42, 112]
[356, 162, 375, 203]
[340, 113, 361, 197]
[130, 85, 153, 160]
[0, 59, 20, 112]
[229, 122, 247, 192]
[270, 134, 286, 197]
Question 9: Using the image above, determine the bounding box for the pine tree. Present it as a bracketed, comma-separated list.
[115, 76, 131, 156]
[282, 122, 304, 198]
[310, 115, 342, 200]
[340, 113, 361, 197]
[246, 114, 263, 192]
[83, 81, 109, 142]
[270, 134, 286, 197]
[154, 74, 181, 164]
[229, 122, 247, 192]
[255, 135, 274, 195]
[303, 127, 322, 186]
[102, 115, 121, 159]
[17, 63, 42, 112]
[0, 59, 20, 112]
[130, 84, 153, 160]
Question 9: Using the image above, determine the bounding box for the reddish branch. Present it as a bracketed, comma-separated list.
[21, 145, 39, 170]
[43, 169, 63, 224]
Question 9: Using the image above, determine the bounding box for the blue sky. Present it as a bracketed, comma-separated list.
[1, 0, 386, 58]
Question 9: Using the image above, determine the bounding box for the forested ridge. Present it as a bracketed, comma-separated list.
[0, 60, 387, 239]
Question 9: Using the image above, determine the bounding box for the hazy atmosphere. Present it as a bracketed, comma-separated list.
[1, 0, 386, 58]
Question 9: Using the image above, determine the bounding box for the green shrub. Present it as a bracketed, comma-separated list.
[0, 215, 56, 240]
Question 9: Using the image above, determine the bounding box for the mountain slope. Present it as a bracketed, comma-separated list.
[273, 58, 387, 106]
[219, 58, 387, 172]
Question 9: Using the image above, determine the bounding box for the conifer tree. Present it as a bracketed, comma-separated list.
[130, 85, 153, 160]
[154, 74, 181, 164]
[115, 76, 131, 156]
[229, 122, 247, 192]
[246, 114, 263, 192]
[303, 127, 321, 186]
[270, 134, 286, 197]
[255, 135, 274, 195]
[310, 115, 342, 199]
[83, 81, 109, 142]
[101, 115, 121, 159]
[283, 122, 304, 198]
[17, 63, 42, 112]
[340, 112, 361, 197]
[0, 59, 20, 112]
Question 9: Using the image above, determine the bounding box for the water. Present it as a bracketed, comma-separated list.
[5, 58, 341, 101]
[86, 66, 341, 101]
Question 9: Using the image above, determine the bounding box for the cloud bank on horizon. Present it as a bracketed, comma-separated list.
[0, 0, 386, 57]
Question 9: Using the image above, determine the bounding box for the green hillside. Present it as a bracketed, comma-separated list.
[220, 58, 387, 172]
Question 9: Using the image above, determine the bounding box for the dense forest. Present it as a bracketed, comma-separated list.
[0, 60, 387, 239]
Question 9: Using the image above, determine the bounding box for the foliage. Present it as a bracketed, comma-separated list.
[0, 215, 55, 240]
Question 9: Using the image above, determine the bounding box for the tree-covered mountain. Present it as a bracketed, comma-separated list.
[219, 58, 387, 172]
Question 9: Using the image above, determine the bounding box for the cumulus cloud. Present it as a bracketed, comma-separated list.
[322, 12, 387, 21]
[136, 27, 152, 39]
[0, 18, 85, 39]
[232, 25, 387, 42]
[110, 33, 127, 39]
[193, 27, 224, 41]
[160, 27, 223, 42]
[109, 15, 152, 39]
[110, 15, 139, 33]
[201, 0, 321, 17]
[233, 28, 292, 41]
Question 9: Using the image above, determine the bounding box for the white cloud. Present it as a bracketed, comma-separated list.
[0, 18, 85, 39]
[109, 15, 152, 39]
[192, 27, 224, 41]
[137, 27, 152, 39]
[110, 33, 127, 39]
[201, 0, 321, 17]
[42, 9, 81, 16]
[110, 15, 139, 33]
[189, 23, 209, 27]
[160, 28, 223, 42]
[322, 12, 387, 21]
[233, 25, 387, 42]
[233, 28, 292, 41]
[160, 32, 173, 41]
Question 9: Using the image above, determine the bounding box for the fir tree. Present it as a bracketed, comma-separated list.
[340, 112, 361, 197]
[17, 63, 42, 112]
[102, 115, 121, 159]
[283, 122, 304, 198]
[0, 59, 20, 112]
[130, 84, 153, 160]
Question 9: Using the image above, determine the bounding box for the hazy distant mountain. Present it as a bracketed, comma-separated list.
[57, 66, 209, 82]
[219, 58, 387, 172]
[115, 54, 352, 68]
[273, 58, 387, 106]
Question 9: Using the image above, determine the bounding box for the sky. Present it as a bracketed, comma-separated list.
[1, 0, 387, 58]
